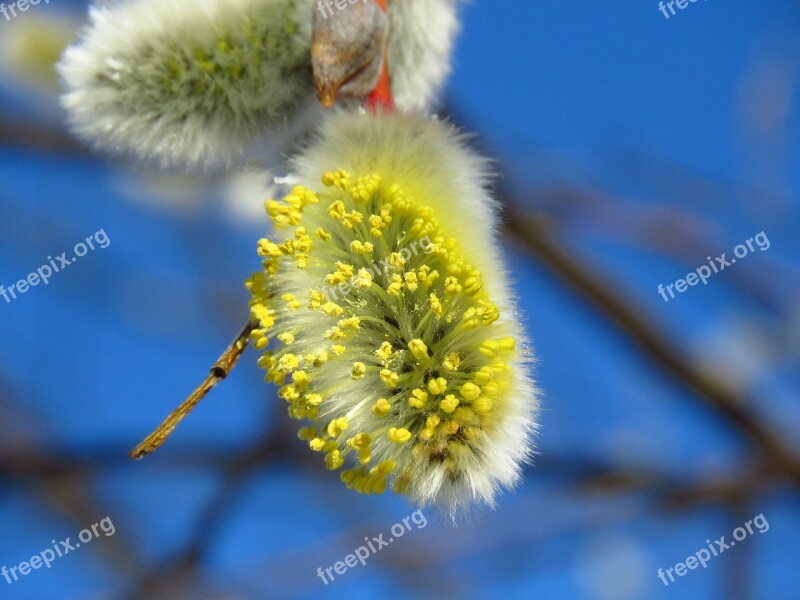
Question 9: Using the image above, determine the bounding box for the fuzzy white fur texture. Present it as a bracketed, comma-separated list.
[58, 0, 462, 170]
[58, 0, 317, 169]
[286, 111, 540, 516]
[387, 0, 461, 112]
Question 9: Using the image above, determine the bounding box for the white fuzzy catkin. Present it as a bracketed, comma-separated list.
[58, 0, 462, 169]
[58, 0, 317, 169]
[247, 111, 539, 517]
[388, 0, 461, 112]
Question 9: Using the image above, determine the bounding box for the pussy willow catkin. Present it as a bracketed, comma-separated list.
[246, 111, 538, 516]
[58, 0, 462, 169]
[59, 0, 316, 168]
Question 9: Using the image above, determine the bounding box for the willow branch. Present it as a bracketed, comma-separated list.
[503, 211, 800, 483]
[129, 320, 257, 460]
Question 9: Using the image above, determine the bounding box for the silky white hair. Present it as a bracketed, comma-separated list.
[58, 0, 316, 169]
[388, 0, 461, 113]
[58, 0, 463, 170]
[285, 110, 540, 516]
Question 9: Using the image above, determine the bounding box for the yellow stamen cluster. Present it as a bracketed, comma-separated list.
[246, 168, 519, 501]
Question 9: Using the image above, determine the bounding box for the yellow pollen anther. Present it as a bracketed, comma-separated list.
[429, 293, 443, 316]
[408, 388, 428, 409]
[426, 416, 441, 429]
[327, 417, 349, 438]
[369, 212, 391, 237]
[474, 366, 494, 385]
[473, 398, 493, 414]
[297, 427, 317, 441]
[294, 254, 309, 269]
[372, 398, 391, 417]
[375, 342, 393, 363]
[408, 339, 429, 361]
[338, 317, 361, 331]
[443, 353, 460, 371]
[251, 305, 276, 329]
[279, 384, 300, 402]
[351, 362, 367, 380]
[257, 239, 283, 258]
[498, 337, 517, 351]
[371, 460, 396, 476]
[350, 174, 381, 203]
[463, 274, 482, 296]
[482, 381, 501, 398]
[388, 253, 405, 269]
[388, 428, 412, 444]
[444, 276, 462, 295]
[427, 377, 448, 395]
[440, 394, 459, 413]
[322, 169, 350, 189]
[346, 433, 372, 450]
[308, 290, 325, 310]
[325, 262, 354, 286]
[454, 406, 477, 424]
[327, 200, 346, 220]
[419, 427, 435, 441]
[404, 271, 418, 292]
[350, 240, 374, 255]
[305, 393, 323, 406]
[314, 227, 332, 240]
[341, 210, 364, 229]
[325, 450, 344, 470]
[292, 371, 310, 389]
[480, 340, 501, 358]
[493, 360, 510, 372]
[353, 268, 373, 289]
[279, 354, 300, 373]
[380, 369, 399, 387]
[460, 382, 481, 402]
[462, 307, 481, 330]
[387, 274, 403, 297]
[321, 302, 344, 317]
[324, 327, 344, 340]
[307, 350, 329, 367]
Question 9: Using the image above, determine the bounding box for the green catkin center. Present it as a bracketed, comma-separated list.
[98, 2, 311, 128]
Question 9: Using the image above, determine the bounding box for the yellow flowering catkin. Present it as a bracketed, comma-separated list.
[246, 112, 538, 516]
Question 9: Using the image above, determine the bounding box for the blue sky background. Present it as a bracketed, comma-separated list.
[0, 1, 798, 598]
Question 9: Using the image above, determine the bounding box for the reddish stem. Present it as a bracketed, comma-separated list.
[367, 55, 394, 111]
[367, 0, 394, 111]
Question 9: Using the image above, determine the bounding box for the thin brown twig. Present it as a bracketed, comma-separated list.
[503, 210, 800, 483]
[129, 320, 257, 460]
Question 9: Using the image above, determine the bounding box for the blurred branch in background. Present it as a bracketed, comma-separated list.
[502, 208, 800, 482]
[0, 376, 144, 579]
[0, 119, 86, 156]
